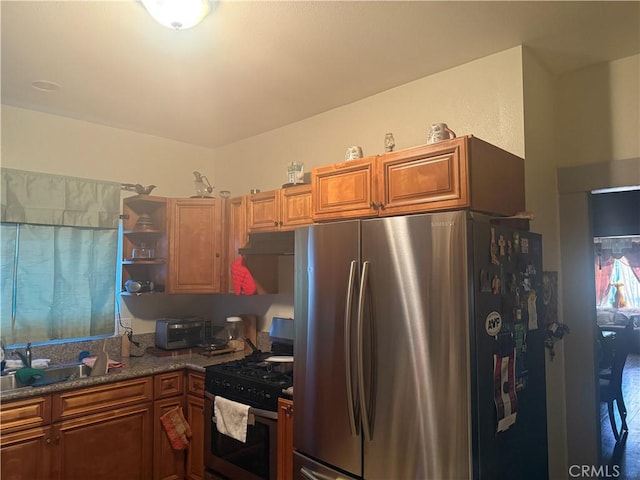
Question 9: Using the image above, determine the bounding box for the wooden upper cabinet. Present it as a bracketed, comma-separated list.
[378, 136, 525, 216]
[121, 195, 168, 295]
[247, 190, 281, 232]
[377, 139, 468, 216]
[248, 185, 312, 232]
[166, 198, 227, 294]
[227, 196, 248, 293]
[229, 196, 248, 256]
[311, 156, 377, 221]
[312, 136, 524, 221]
[280, 184, 312, 230]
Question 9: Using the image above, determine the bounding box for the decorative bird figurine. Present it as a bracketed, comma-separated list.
[121, 184, 156, 195]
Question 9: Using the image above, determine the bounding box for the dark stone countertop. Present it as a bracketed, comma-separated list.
[0, 349, 246, 403]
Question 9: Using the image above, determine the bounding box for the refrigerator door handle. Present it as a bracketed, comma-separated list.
[344, 259, 359, 437]
[300, 466, 341, 480]
[357, 260, 372, 442]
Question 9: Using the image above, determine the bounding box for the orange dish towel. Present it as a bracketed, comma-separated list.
[230, 256, 257, 295]
[160, 406, 192, 450]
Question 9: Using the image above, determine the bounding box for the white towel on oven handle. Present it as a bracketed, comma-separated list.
[214, 396, 255, 443]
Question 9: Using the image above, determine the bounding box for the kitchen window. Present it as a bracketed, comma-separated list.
[0, 168, 121, 346]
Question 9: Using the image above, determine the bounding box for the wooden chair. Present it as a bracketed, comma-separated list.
[599, 322, 633, 441]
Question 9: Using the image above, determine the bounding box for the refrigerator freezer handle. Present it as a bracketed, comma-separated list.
[344, 260, 359, 437]
[357, 260, 372, 442]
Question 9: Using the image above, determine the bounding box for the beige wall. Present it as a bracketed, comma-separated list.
[2, 47, 526, 197]
[1, 46, 526, 201]
[556, 54, 640, 167]
[1, 105, 217, 198]
[555, 54, 639, 477]
[522, 47, 567, 480]
[211, 47, 526, 196]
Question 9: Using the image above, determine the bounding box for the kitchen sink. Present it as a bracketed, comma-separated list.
[0, 373, 21, 391]
[0, 362, 92, 392]
[39, 362, 92, 383]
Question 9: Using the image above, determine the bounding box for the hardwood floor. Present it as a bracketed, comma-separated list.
[601, 353, 640, 480]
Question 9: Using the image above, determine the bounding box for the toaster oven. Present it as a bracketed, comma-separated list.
[155, 317, 204, 350]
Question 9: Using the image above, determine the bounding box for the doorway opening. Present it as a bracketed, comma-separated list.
[591, 190, 640, 479]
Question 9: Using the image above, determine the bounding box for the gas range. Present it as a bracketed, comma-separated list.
[205, 317, 294, 412]
[205, 352, 292, 411]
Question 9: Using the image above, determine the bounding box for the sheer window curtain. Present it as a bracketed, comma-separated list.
[1, 169, 120, 345]
[595, 244, 640, 308]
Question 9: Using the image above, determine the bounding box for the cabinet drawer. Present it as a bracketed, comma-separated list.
[0, 396, 51, 433]
[154, 371, 184, 399]
[186, 372, 205, 397]
[51, 376, 153, 422]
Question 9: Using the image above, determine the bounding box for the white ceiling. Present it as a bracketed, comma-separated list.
[2, 1, 639, 149]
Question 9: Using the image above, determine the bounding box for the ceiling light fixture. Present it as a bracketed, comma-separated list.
[31, 80, 60, 92]
[141, 0, 213, 30]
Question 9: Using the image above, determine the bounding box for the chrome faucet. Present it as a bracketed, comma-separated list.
[13, 342, 32, 368]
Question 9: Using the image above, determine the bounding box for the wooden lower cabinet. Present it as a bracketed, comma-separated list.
[53, 402, 153, 480]
[185, 372, 205, 480]
[154, 397, 186, 480]
[0, 371, 207, 480]
[1, 395, 52, 480]
[51, 376, 154, 480]
[0, 426, 52, 480]
[277, 398, 294, 480]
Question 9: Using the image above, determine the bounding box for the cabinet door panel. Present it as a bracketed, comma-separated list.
[280, 185, 312, 229]
[378, 141, 467, 216]
[168, 199, 224, 293]
[154, 397, 185, 480]
[312, 158, 377, 221]
[247, 190, 280, 232]
[0, 426, 52, 480]
[277, 398, 294, 480]
[186, 394, 205, 480]
[53, 403, 153, 480]
[225, 196, 249, 286]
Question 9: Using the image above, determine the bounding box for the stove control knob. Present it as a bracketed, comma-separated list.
[236, 384, 244, 392]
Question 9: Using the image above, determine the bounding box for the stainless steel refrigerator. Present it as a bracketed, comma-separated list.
[293, 210, 548, 480]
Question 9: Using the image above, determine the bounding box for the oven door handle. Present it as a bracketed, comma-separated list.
[205, 391, 278, 421]
[300, 466, 347, 480]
